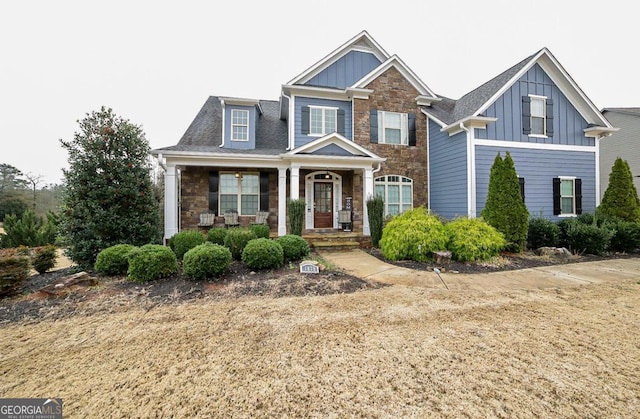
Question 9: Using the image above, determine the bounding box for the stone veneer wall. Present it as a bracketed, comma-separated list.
[353, 66, 429, 210]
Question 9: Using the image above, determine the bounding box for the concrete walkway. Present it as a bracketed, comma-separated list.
[318, 249, 640, 291]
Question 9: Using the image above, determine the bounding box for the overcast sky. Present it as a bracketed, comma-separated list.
[1, 0, 637, 185]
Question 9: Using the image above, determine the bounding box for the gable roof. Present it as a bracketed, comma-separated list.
[424, 48, 613, 130]
[353, 54, 438, 98]
[287, 30, 390, 86]
[602, 108, 640, 117]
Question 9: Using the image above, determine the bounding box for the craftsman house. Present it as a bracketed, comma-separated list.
[152, 31, 615, 242]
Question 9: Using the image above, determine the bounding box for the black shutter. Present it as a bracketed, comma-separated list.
[301, 106, 310, 135]
[545, 99, 554, 137]
[259, 172, 269, 212]
[575, 178, 582, 215]
[337, 109, 345, 136]
[370, 110, 378, 143]
[408, 113, 416, 146]
[552, 177, 561, 215]
[519, 177, 525, 202]
[209, 171, 219, 213]
[522, 96, 531, 135]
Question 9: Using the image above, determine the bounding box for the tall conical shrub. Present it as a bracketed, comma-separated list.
[481, 152, 529, 252]
[598, 157, 640, 222]
[287, 198, 306, 236]
[366, 194, 384, 247]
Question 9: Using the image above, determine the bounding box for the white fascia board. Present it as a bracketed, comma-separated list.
[282, 84, 352, 100]
[286, 132, 382, 159]
[352, 55, 438, 97]
[160, 151, 284, 167]
[416, 95, 442, 107]
[281, 153, 386, 168]
[584, 126, 619, 138]
[287, 30, 390, 86]
[442, 116, 498, 135]
[474, 139, 597, 153]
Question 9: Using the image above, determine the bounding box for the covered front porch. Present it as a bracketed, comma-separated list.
[159, 133, 385, 242]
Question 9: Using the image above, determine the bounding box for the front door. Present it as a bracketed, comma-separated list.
[314, 182, 333, 228]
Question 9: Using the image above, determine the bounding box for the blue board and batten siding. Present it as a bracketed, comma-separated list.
[305, 51, 381, 89]
[224, 105, 256, 150]
[428, 120, 468, 219]
[477, 64, 593, 147]
[475, 146, 596, 220]
[294, 97, 352, 148]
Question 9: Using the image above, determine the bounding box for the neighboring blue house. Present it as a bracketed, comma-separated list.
[424, 48, 616, 221]
[152, 32, 616, 242]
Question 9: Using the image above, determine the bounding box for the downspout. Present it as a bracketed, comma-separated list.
[156, 153, 167, 171]
[459, 122, 475, 217]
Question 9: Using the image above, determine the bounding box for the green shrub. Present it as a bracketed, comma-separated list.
[207, 227, 227, 245]
[31, 245, 57, 274]
[0, 248, 30, 297]
[379, 207, 448, 262]
[527, 217, 561, 249]
[127, 244, 178, 282]
[445, 218, 505, 262]
[183, 242, 232, 280]
[224, 228, 257, 260]
[598, 157, 640, 222]
[242, 238, 283, 270]
[366, 194, 384, 248]
[561, 221, 613, 255]
[1, 209, 58, 248]
[276, 234, 310, 263]
[604, 219, 640, 253]
[94, 244, 137, 276]
[250, 224, 270, 239]
[169, 230, 205, 260]
[287, 198, 305, 236]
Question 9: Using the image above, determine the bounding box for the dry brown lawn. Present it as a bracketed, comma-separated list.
[1, 276, 639, 417]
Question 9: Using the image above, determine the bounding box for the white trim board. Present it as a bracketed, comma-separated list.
[474, 139, 596, 153]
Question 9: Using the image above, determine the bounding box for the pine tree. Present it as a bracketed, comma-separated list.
[59, 107, 161, 268]
[598, 157, 640, 222]
[481, 152, 529, 251]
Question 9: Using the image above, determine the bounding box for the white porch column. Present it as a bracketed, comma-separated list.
[290, 164, 300, 200]
[362, 167, 374, 236]
[277, 167, 287, 236]
[164, 164, 179, 243]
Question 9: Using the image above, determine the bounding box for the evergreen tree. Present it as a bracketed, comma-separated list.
[59, 107, 161, 268]
[598, 157, 640, 222]
[481, 152, 529, 251]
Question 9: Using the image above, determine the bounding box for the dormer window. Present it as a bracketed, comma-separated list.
[310, 106, 337, 136]
[231, 109, 249, 141]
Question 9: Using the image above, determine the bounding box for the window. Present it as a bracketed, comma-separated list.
[378, 111, 408, 145]
[530, 96, 545, 136]
[309, 107, 337, 136]
[374, 175, 413, 215]
[219, 173, 259, 215]
[231, 109, 249, 141]
[553, 177, 582, 216]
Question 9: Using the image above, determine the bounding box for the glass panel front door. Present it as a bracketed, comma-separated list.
[313, 182, 333, 228]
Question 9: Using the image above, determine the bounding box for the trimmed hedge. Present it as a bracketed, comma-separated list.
[379, 207, 448, 262]
[560, 219, 612, 255]
[527, 217, 560, 249]
[276, 234, 310, 263]
[95, 244, 138, 276]
[445, 218, 505, 262]
[127, 244, 178, 282]
[183, 242, 232, 280]
[207, 227, 227, 245]
[242, 238, 284, 270]
[250, 224, 270, 239]
[224, 228, 257, 260]
[170, 230, 205, 260]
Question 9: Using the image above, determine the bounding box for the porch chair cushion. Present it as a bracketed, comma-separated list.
[224, 210, 240, 227]
[251, 210, 269, 225]
[198, 211, 215, 227]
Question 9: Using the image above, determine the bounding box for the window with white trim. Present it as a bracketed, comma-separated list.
[560, 178, 575, 215]
[231, 109, 249, 141]
[374, 175, 413, 215]
[219, 173, 259, 215]
[378, 111, 409, 144]
[310, 106, 337, 136]
[530, 96, 546, 136]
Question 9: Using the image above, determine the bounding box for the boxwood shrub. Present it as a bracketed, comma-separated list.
[127, 244, 178, 283]
[379, 207, 448, 262]
[242, 238, 283, 270]
[560, 220, 613, 255]
[276, 234, 310, 263]
[94, 244, 137, 275]
[527, 217, 560, 250]
[445, 218, 505, 262]
[169, 230, 205, 260]
[207, 227, 227, 245]
[183, 242, 232, 280]
[250, 224, 270, 239]
[604, 219, 640, 253]
[224, 228, 257, 260]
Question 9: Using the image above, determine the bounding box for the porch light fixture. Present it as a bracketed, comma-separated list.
[324, 171, 331, 179]
[235, 172, 241, 179]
